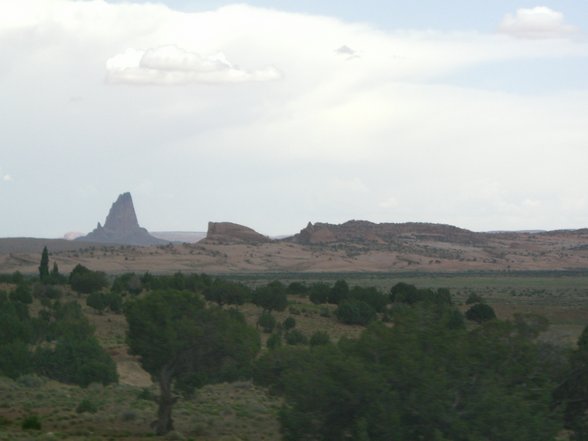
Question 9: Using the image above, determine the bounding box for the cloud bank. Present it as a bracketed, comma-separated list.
[0, 1, 587, 236]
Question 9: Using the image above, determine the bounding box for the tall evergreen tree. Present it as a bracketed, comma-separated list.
[39, 246, 49, 281]
[51, 262, 60, 278]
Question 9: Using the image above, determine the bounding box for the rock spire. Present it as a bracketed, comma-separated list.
[77, 192, 166, 246]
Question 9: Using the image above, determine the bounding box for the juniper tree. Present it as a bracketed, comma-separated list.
[125, 290, 260, 435]
[39, 246, 49, 281]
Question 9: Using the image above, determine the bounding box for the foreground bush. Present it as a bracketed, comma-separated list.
[255, 304, 563, 441]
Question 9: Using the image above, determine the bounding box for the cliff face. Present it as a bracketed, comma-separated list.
[77, 193, 166, 246]
[204, 222, 270, 244]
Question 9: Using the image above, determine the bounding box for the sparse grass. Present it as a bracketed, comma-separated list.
[229, 272, 588, 346]
[0, 369, 281, 440]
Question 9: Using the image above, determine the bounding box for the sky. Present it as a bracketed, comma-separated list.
[1, 0, 588, 237]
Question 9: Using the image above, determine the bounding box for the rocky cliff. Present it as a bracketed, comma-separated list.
[204, 222, 270, 244]
[77, 193, 166, 246]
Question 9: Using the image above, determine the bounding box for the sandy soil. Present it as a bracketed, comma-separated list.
[2, 229, 588, 274]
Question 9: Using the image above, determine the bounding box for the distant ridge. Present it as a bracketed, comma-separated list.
[288, 220, 485, 246]
[4, 218, 588, 274]
[77, 193, 166, 246]
[485, 230, 546, 234]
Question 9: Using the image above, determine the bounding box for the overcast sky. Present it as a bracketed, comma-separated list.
[1, 0, 588, 237]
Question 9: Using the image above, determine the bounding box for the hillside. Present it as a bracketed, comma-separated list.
[2, 220, 588, 274]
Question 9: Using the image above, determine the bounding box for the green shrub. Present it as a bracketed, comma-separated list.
[283, 317, 296, 331]
[285, 330, 307, 346]
[465, 303, 496, 324]
[328, 280, 350, 305]
[0, 341, 32, 379]
[257, 312, 277, 333]
[336, 300, 376, 326]
[86, 291, 123, 314]
[69, 264, 108, 294]
[33, 284, 62, 300]
[267, 333, 282, 350]
[349, 286, 388, 312]
[203, 279, 250, 306]
[308, 283, 330, 304]
[252, 281, 288, 312]
[34, 335, 118, 387]
[76, 398, 98, 414]
[21, 414, 41, 430]
[389, 282, 419, 304]
[86, 292, 109, 313]
[465, 293, 484, 305]
[112, 273, 143, 295]
[287, 282, 308, 296]
[9, 284, 33, 304]
[121, 409, 138, 421]
[137, 387, 157, 401]
[106, 292, 123, 313]
[309, 331, 330, 347]
[16, 374, 46, 388]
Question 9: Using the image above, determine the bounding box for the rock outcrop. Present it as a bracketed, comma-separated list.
[204, 222, 269, 244]
[290, 220, 485, 246]
[77, 193, 166, 246]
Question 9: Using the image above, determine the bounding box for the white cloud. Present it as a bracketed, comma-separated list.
[106, 44, 281, 85]
[3, 175, 12, 182]
[498, 7, 577, 39]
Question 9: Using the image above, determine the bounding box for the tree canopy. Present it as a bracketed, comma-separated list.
[125, 290, 260, 435]
[255, 302, 562, 441]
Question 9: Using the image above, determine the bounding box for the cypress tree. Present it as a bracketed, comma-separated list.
[39, 246, 49, 281]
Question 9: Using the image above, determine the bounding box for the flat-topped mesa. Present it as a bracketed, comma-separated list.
[204, 222, 270, 244]
[77, 192, 166, 246]
[291, 220, 484, 245]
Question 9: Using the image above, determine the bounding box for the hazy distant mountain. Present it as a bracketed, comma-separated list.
[77, 192, 167, 246]
[63, 231, 84, 240]
[150, 231, 206, 243]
